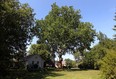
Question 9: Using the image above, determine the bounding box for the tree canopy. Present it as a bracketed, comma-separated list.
[35, 3, 96, 67]
[0, 0, 35, 77]
[29, 44, 50, 60]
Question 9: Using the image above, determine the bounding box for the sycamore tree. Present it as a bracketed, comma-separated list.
[0, 0, 35, 77]
[35, 3, 96, 68]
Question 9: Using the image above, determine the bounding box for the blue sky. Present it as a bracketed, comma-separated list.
[20, 0, 116, 60]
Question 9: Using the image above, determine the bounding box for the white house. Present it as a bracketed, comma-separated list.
[25, 54, 45, 70]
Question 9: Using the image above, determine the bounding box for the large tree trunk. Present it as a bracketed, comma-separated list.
[51, 52, 55, 67]
[58, 54, 63, 68]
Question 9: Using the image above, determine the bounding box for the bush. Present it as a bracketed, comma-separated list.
[100, 50, 116, 79]
[65, 58, 76, 68]
[78, 62, 94, 69]
[78, 52, 95, 69]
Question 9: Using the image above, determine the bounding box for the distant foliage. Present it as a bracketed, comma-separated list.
[65, 58, 76, 68]
[78, 51, 95, 69]
[29, 44, 50, 60]
[78, 33, 116, 70]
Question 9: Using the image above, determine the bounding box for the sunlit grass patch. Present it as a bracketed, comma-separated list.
[45, 69, 101, 79]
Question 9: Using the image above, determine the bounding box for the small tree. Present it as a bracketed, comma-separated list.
[65, 58, 76, 68]
[100, 50, 116, 79]
[78, 33, 116, 70]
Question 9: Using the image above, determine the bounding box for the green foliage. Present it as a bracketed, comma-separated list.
[73, 51, 80, 60]
[65, 58, 76, 67]
[46, 70, 101, 79]
[0, 0, 35, 77]
[35, 3, 96, 64]
[29, 44, 50, 60]
[90, 44, 107, 69]
[78, 51, 95, 69]
[78, 32, 116, 70]
[100, 50, 116, 79]
[98, 12, 116, 79]
[90, 33, 116, 69]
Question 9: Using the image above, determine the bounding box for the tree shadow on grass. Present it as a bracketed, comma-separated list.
[23, 71, 45, 79]
[4, 68, 89, 79]
[3, 69, 65, 79]
[45, 71, 65, 79]
[23, 69, 65, 79]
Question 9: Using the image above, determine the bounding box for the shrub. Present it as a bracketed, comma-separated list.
[100, 50, 116, 79]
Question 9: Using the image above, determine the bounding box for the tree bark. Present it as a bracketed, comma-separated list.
[51, 52, 55, 67]
[58, 54, 63, 68]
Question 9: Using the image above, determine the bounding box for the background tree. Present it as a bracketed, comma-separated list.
[0, 0, 35, 77]
[29, 44, 50, 61]
[78, 32, 116, 70]
[29, 44, 55, 67]
[73, 50, 81, 62]
[65, 58, 76, 68]
[99, 13, 116, 79]
[78, 51, 95, 69]
[113, 12, 116, 39]
[35, 3, 96, 68]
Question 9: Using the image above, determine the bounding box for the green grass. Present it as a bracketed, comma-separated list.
[45, 69, 101, 79]
[8, 69, 102, 79]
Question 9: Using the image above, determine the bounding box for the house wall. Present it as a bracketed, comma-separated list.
[26, 55, 44, 68]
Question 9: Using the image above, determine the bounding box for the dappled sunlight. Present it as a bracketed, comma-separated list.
[45, 70, 101, 79]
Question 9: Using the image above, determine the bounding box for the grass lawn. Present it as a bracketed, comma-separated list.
[12, 69, 101, 79]
[45, 69, 101, 79]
